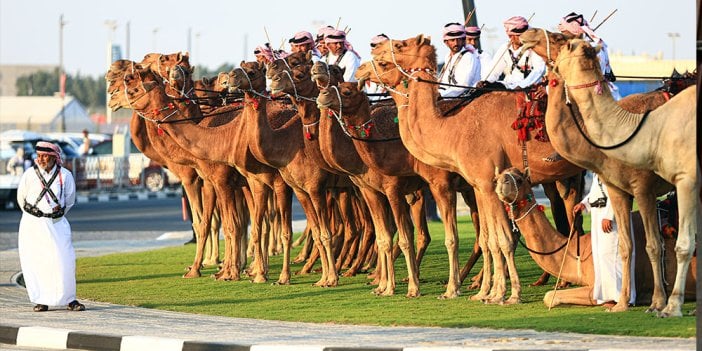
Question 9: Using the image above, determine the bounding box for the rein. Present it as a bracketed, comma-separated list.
[499, 172, 575, 256]
[326, 86, 401, 142]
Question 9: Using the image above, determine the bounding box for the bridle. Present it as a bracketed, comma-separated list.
[123, 74, 178, 125]
[368, 59, 409, 99]
[312, 61, 333, 90]
[273, 68, 317, 102]
[231, 66, 269, 100]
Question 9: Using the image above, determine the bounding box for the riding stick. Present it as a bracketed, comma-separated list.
[593, 9, 617, 31]
[549, 218, 580, 311]
[589, 10, 598, 23]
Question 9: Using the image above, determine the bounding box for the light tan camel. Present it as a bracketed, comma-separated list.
[364, 35, 583, 304]
[316, 78, 483, 299]
[495, 167, 696, 308]
[109, 63, 251, 281]
[106, 58, 224, 276]
[519, 28, 693, 314]
[552, 39, 699, 317]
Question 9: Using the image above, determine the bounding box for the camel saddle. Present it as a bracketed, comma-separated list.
[511, 89, 548, 144]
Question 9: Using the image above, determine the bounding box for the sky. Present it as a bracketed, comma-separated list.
[0, 0, 696, 78]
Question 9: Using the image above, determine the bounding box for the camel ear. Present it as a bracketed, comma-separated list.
[357, 78, 366, 91]
[202, 76, 211, 85]
[494, 166, 501, 179]
[415, 34, 424, 45]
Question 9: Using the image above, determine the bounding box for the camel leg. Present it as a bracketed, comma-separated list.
[345, 197, 375, 277]
[293, 226, 313, 263]
[247, 180, 272, 283]
[429, 185, 460, 299]
[386, 191, 420, 298]
[274, 179, 293, 285]
[606, 187, 635, 312]
[636, 190, 667, 312]
[470, 192, 494, 301]
[210, 173, 241, 281]
[658, 177, 699, 318]
[356, 188, 393, 295]
[410, 190, 431, 270]
[334, 190, 358, 272]
[203, 209, 221, 267]
[294, 190, 329, 287]
[497, 205, 522, 305]
[458, 189, 483, 288]
[184, 180, 215, 278]
[544, 286, 597, 308]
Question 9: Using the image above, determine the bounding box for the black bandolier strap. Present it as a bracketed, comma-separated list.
[23, 165, 65, 218]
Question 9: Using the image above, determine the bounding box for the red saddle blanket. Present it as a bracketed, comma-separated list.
[511, 91, 548, 143]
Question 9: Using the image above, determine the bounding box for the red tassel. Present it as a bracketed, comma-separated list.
[550, 79, 558, 87]
[305, 131, 312, 140]
[157, 126, 164, 136]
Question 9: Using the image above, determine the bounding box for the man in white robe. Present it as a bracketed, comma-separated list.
[325, 29, 361, 83]
[17, 141, 85, 312]
[573, 172, 636, 306]
[437, 22, 481, 97]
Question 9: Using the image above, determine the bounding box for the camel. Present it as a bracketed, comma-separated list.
[108, 60, 253, 282]
[519, 28, 696, 314]
[264, 56, 429, 295]
[106, 58, 226, 277]
[315, 76, 483, 299]
[550, 39, 698, 317]
[362, 35, 583, 304]
[274, 58, 435, 297]
[494, 167, 696, 308]
[113, 62, 295, 285]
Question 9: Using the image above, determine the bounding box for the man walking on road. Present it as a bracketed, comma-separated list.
[16, 141, 85, 312]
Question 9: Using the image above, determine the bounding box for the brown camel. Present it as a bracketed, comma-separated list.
[107, 59, 224, 276]
[552, 39, 698, 318]
[519, 28, 693, 314]
[264, 56, 424, 293]
[316, 76, 484, 299]
[108, 61, 252, 281]
[115, 62, 294, 285]
[494, 167, 696, 308]
[366, 35, 584, 304]
[271, 58, 430, 297]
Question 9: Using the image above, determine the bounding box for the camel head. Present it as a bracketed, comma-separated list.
[228, 61, 267, 93]
[553, 39, 603, 84]
[519, 28, 568, 66]
[355, 60, 405, 89]
[316, 82, 367, 114]
[140, 52, 191, 80]
[118, 68, 164, 112]
[370, 34, 437, 77]
[310, 61, 345, 89]
[167, 64, 196, 96]
[266, 51, 312, 80]
[494, 167, 534, 210]
[269, 62, 316, 98]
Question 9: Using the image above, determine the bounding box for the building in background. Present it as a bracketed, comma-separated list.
[0, 95, 95, 133]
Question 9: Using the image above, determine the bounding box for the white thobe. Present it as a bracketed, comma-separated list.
[17, 164, 77, 306]
[437, 45, 481, 97]
[327, 50, 361, 82]
[580, 173, 635, 304]
[484, 43, 546, 89]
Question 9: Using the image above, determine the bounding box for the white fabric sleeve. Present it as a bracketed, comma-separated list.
[63, 167, 76, 213]
[515, 51, 546, 89]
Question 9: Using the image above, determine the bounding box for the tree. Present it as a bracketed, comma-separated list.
[16, 70, 106, 111]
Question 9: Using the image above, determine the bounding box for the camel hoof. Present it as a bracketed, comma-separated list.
[656, 307, 683, 318]
[406, 291, 421, 298]
[182, 268, 201, 278]
[470, 293, 488, 301]
[606, 302, 629, 313]
[251, 275, 267, 284]
[341, 270, 356, 277]
[484, 296, 505, 305]
[272, 280, 290, 286]
[504, 296, 521, 305]
[438, 291, 460, 300]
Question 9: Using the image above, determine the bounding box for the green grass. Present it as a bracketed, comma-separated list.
[75, 214, 696, 338]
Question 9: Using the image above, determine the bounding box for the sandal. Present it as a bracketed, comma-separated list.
[67, 300, 85, 311]
[33, 304, 48, 312]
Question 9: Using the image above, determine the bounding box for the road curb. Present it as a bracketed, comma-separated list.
[76, 188, 180, 204]
[0, 323, 691, 351]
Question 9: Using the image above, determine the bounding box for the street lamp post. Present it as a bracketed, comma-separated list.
[105, 20, 117, 128]
[667, 32, 680, 71]
[58, 14, 67, 132]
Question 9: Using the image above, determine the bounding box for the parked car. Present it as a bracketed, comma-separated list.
[86, 139, 180, 191]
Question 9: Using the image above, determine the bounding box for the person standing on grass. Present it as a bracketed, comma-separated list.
[572, 172, 636, 308]
[16, 141, 85, 312]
